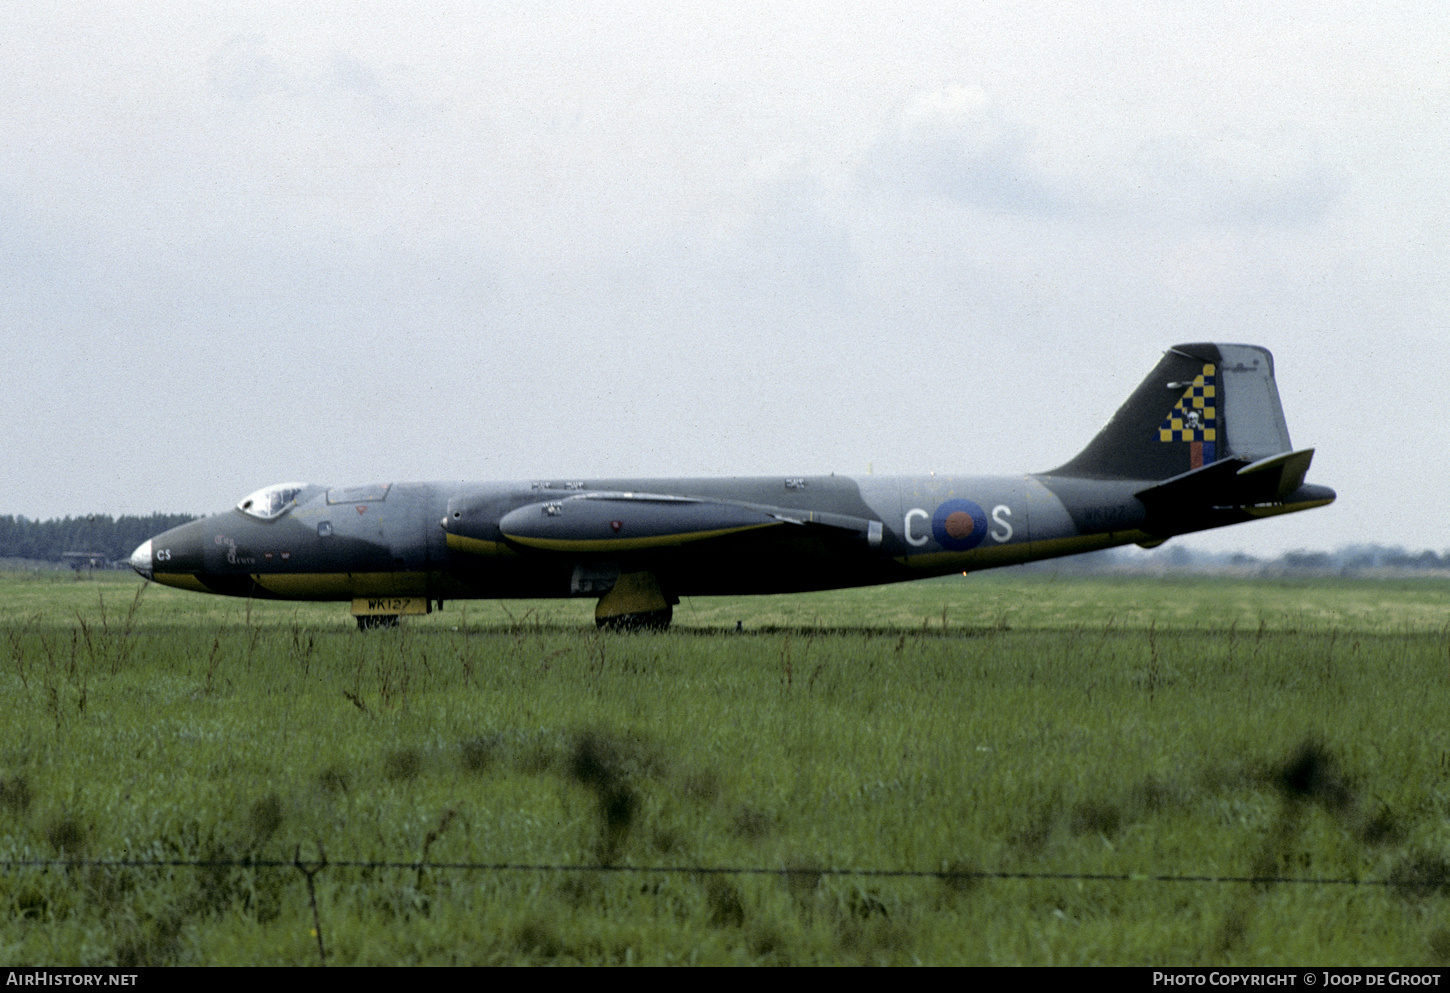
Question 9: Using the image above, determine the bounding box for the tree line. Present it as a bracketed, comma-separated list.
[0, 514, 198, 564]
[1029, 542, 1450, 576]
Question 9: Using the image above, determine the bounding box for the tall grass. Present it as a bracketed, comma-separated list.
[2, 573, 1449, 964]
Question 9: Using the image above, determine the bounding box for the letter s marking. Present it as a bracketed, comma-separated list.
[990, 505, 1013, 543]
[904, 508, 929, 547]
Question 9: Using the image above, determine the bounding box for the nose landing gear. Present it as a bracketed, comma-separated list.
[596, 605, 673, 632]
[356, 614, 399, 631]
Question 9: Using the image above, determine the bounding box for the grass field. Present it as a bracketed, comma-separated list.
[3, 570, 1450, 965]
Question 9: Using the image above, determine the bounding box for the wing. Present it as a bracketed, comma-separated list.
[442, 489, 890, 596]
[495, 491, 882, 552]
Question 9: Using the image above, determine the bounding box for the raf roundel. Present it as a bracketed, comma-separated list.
[931, 499, 989, 551]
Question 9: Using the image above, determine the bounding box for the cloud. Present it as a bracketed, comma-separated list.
[208, 34, 290, 102]
[859, 84, 1340, 229]
[858, 84, 1063, 215]
[1119, 132, 1340, 228]
[724, 168, 860, 311]
[207, 33, 399, 123]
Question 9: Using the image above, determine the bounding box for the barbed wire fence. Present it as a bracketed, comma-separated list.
[0, 853, 1422, 966]
[0, 855, 1412, 885]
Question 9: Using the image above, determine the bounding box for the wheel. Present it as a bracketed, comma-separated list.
[356, 614, 399, 631]
[595, 605, 673, 632]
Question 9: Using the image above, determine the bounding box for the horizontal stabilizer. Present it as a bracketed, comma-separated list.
[1134, 457, 1250, 508]
[1235, 448, 1314, 500]
[1135, 448, 1316, 511]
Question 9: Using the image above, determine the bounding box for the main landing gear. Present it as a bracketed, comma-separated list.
[596, 606, 673, 632]
[594, 571, 675, 632]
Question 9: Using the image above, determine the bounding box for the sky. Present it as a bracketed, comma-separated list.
[2, 2, 1446, 556]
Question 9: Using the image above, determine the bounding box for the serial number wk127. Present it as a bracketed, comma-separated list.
[351, 597, 429, 616]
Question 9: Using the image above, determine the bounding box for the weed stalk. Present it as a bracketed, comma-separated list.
[293, 843, 329, 966]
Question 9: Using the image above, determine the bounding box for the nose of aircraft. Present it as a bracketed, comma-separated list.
[129, 539, 153, 579]
[130, 518, 207, 590]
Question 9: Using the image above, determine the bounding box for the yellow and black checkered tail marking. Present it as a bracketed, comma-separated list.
[1158, 364, 1217, 465]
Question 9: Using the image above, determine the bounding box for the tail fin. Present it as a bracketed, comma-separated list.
[1047, 343, 1294, 481]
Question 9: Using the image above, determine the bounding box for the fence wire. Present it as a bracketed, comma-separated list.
[0, 856, 1406, 887]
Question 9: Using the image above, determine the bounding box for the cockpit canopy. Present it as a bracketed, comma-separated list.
[236, 482, 310, 520]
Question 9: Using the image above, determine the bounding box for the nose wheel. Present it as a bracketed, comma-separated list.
[356, 614, 399, 631]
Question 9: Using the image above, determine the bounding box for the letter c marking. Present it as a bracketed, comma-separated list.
[904, 508, 929, 547]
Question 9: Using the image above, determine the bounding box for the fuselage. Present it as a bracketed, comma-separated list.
[127, 343, 1338, 627]
[130, 471, 1330, 605]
